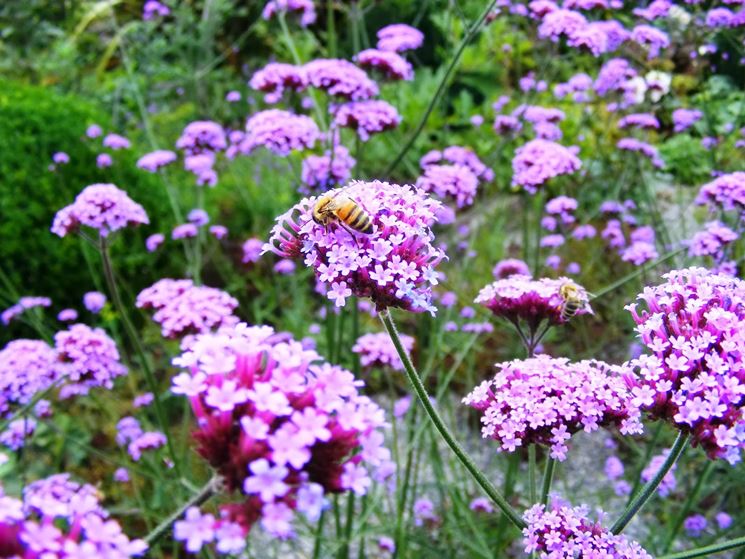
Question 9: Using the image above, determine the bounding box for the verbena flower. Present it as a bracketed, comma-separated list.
[1, 296, 52, 326]
[492, 258, 531, 279]
[512, 139, 582, 194]
[464, 356, 642, 460]
[684, 514, 708, 537]
[594, 58, 637, 97]
[416, 164, 479, 208]
[630, 25, 670, 59]
[0, 339, 58, 419]
[249, 62, 307, 103]
[618, 113, 660, 130]
[695, 172, 745, 214]
[57, 309, 78, 322]
[103, 133, 131, 150]
[51, 184, 149, 238]
[303, 59, 378, 100]
[176, 121, 227, 155]
[617, 138, 664, 168]
[673, 108, 703, 133]
[174, 506, 248, 555]
[83, 291, 107, 313]
[687, 221, 737, 258]
[136, 279, 239, 339]
[242, 238, 264, 263]
[262, 0, 317, 27]
[354, 49, 414, 81]
[265, 180, 445, 314]
[136, 150, 177, 172]
[640, 451, 677, 496]
[97, 153, 113, 168]
[52, 152, 70, 165]
[143, 0, 169, 20]
[0, 474, 146, 557]
[170, 324, 391, 540]
[626, 268, 745, 463]
[241, 110, 320, 156]
[301, 146, 356, 191]
[375, 24, 424, 52]
[420, 146, 494, 182]
[146, 233, 165, 252]
[522, 501, 652, 558]
[172, 223, 198, 239]
[352, 332, 414, 372]
[333, 100, 401, 141]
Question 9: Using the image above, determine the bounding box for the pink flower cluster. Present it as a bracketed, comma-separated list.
[115, 416, 166, 461]
[333, 100, 401, 141]
[420, 146, 495, 182]
[492, 258, 531, 279]
[136, 149, 177, 172]
[176, 121, 227, 155]
[354, 49, 414, 81]
[241, 109, 320, 156]
[170, 324, 391, 540]
[301, 145, 356, 192]
[262, 0, 317, 27]
[376, 24, 424, 52]
[416, 164, 479, 209]
[463, 356, 642, 460]
[51, 184, 149, 238]
[0, 474, 146, 557]
[1, 296, 52, 325]
[249, 62, 307, 103]
[696, 172, 745, 214]
[173, 506, 248, 555]
[522, 502, 652, 558]
[304, 59, 378, 100]
[626, 268, 745, 463]
[265, 180, 445, 313]
[136, 279, 239, 339]
[352, 332, 414, 372]
[0, 339, 58, 418]
[512, 139, 582, 194]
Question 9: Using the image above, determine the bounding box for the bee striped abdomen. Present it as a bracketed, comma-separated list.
[348, 209, 373, 233]
[561, 300, 581, 321]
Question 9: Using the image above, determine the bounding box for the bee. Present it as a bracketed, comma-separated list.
[312, 191, 374, 235]
[559, 281, 589, 322]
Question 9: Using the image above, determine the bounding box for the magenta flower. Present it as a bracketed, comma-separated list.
[523, 502, 652, 558]
[420, 146, 494, 182]
[1, 296, 52, 326]
[136, 278, 239, 339]
[242, 238, 264, 263]
[376, 24, 424, 52]
[51, 184, 149, 238]
[492, 258, 531, 279]
[626, 268, 745, 463]
[416, 164, 479, 208]
[83, 291, 107, 313]
[673, 108, 703, 133]
[146, 233, 165, 252]
[52, 152, 69, 165]
[265, 180, 445, 313]
[136, 149, 177, 172]
[630, 24, 670, 59]
[97, 153, 113, 168]
[301, 145, 356, 191]
[512, 140, 582, 194]
[352, 332, 414, 372]
[262, 0, 317, 27]
[618, 113, 660, 130]
[696, 172, 745, 214]
[143, 0, 169, 20]
[617, 138, 664, 168]
[333, 100, 401, 141]
[102, 133, 131, 150]
[464, 356, 642, 460]
[241, 109, 320, 156]
[176, 121, 227, 155]
[355, 49, 413, 80]
[641, 451, 677, 496]
[249, 62, 307, 103]
[304, 59, 378, 100]
[172, 223, 198, 239]
[0, 339, 58, 418]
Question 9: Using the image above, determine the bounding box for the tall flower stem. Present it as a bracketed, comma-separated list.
[610, 431, 690, 534]
[380, 309, 526, 529]
[144, 476, 220, 546]
[657, 536, 745, 559]
[540, 456, 555, 506]
[528, 445, 537, 505]
[100, 238, 182, 478]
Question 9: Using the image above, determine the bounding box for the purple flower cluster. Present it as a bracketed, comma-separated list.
[640, 451, 677, 496]
[352, 332, 414, 372]
[304, 59, 378, 100]
[170, 324, 391, 539]
[420, 146, 494, 183]
[673, 108, 703, 133]
[301, 146, 356, 192]
[492, 258, 531, 279]
[103, 133, 131, 150]
[376, 24, 424, 52]
[617, 138, 665, 168]
[416, 164, 479, 209]
[136, 279, 239, 339]
[512, 139, 582, 194]
[688, 221, 738, 258]
[116, 416, 166, 461]
[464, 356, 642, 460]
[618, 113, 660, 130]
[0, 474, 147, 557]
[241, 110, 320, 156]
[266, 180, 445, 313]
[630, 25, 670, 59]
[51, 184, 149, 238]
[626, 268, 745, 463]
[333, 100, 401, 141]
[136, 149, 177, 172]
[355, 49, 413, 81]
[0, 339, 58, 418]
[522, 502, 652, 558]
[176, 121, 227, 155]
[262, 0, 317, 27]
[1, 296, 52, 325]
[173, 507, 248, 555]
[695, 172, 745, 214]
[143, 1, 169, 20]
[249, 62, 307, 103]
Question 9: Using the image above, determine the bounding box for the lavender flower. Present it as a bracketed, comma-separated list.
[416, 164, 479, 208]
[136, 150, 177, 172]
[146, 233, 165, 252]
[143, 0, 169, 20]
[617, 138, 665, 168]
[333, 100, 402, 141]
[249, 63, 307, 103]
[86, 124, 102, 138]
[97, 152, 113, 168]
[1, 296, 52, 325]
[83, 291, 107, 314]
[464, 356, 642, 460]
[355, 49, 414, 81]
[420, 146, 494, 182]
[176, 121, 227, 155]
[687, 221, 737, 258]
[57, 309, 78, 322]
[262, 0, 317, 27]
[672, 108, 703, 133]
[304, 59, 378, 101]
[492, 258, 531, 279]
[241, 110, 320, 156]
[695, 172, 745, 213]
[266, 180, 445, 313]
[512, 140, 582, 194]
[537, 9, 587, 41]
[352, 332, 414, 372]
[242, 238, 264, 263]
[376, 24, 424, 52]
[301, 146, 356, 191]
[630, 25, 670, 59]
[0, 339, 58, 419]
[103, 133, 131, 150]
[172, 223, 198, 239]
[684, 514, 708, 537]
[618, 113, 660, 130]
[640, 451, 677, 496]
[52, 152, 69, 165]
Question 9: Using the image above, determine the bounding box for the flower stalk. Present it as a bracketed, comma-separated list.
[657, 536, 745, 559]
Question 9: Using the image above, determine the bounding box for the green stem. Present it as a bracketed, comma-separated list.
[540, 456, 555, 506]
[338, 493, 356, 559]
[610, 431, 690, 535]
[658, 536, 745, 559]
[528, 445, 537, 505]
[144, 476, 220, 546]
[100, 238, 182, 478]
[379, 309, 526, 529]
[663, 461, 717, 553]
[383, 0, 499, 175]
[312, 510, 325, 559]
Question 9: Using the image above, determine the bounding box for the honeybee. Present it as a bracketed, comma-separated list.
[559, 281, 589, 322]
[312, 191, 374, 235]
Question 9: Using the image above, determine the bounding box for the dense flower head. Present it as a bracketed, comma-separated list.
[262, 0, 317, 26]
[176, 121, 227, 155]
[103, 133, 131, 150]
[630, 25, 670, 59]
[538, 9, 587, 40]
[522, 502, 652, 558]
[301, 145, 356, 192]
[0, 474, 146, 557]
[333, 100, 401, 141]
[420, 146, 494, 182]
[1, 296, 52, 325]
[594, 58, 637, 96]
[265, 180, 445, 313]
[136, 279, 239, 339]
[641, 451, 677, 496]
[173, 506, 248, 555]
[249, 63, 307, 103]
[416, 164, 479, 208]
[355, 49, 414, 81]
[672, 108, 703, 133]
[617, 138, 665, 168]
[116, 416, 167, 461]
[51, 183, 149, 238]
[618, 113, 660, 130]
[493, 258, 531, 279]
[626, 268, 745, 463]
[376, 24, 424, 52]
[54, 324, 127, 395]
[241, 109, 320, 156]
[170, 324, 391, 539]
[465, 356, 642, 460]
[352, 332, 414, 372]
[303, 59, 378, 101]
[0, 340, 58, 418]
[512, 139, 582, 194]
[695, 172, 745, 213]
[136, 149, 177, 172]
[242, 238, 264, 263]
[143, 0, 169, 20]
[688, 221, 738, 258]
[476, 275, 591, 330]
